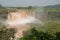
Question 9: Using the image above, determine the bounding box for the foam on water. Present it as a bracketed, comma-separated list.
[4, 16, 43, 26]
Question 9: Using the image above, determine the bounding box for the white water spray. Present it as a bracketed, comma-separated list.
[0, 10, 44, 26]
[1, 11, 44, 39]
[4, 16, 43, 26]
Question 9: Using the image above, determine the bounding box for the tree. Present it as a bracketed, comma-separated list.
[0, 4, 3, 8]
[19, 27, 56, 40]
[0, 22, 16, 40]
[28, 6, 33, 9]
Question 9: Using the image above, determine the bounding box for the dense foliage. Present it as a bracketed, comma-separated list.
[0, 23, 16, 40]
[19, 27, 60, 40]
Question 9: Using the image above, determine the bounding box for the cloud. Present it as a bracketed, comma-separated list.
[0, 0, 60, 7]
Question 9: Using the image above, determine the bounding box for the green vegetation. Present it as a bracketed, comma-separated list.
[19, 22, 60, 40]
[46, 22, 60, 34]
[19, 27, 57, 40]
[0, 8, 8, 13]
[0, 4, 60, 40]
[44, 8, 60, 12]
[0, 22, 16, 40]
[0, 21, 60, 40]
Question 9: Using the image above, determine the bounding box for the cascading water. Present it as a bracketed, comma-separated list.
[2, 10, 44, 39]
[5, 16, 43, 26]
[3, 10, 43, 26]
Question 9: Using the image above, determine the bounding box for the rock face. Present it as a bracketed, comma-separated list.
[6, 10, 31, 38]
[7, 10, 29, 21]
[0, 10, 43, 39]
[6, 10, 37, 26]
[5, 10, 38, 39]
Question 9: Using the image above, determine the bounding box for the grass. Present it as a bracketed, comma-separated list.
[31, 21, 60, 34]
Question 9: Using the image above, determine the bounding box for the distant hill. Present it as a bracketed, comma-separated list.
[44, 4, 60, 8]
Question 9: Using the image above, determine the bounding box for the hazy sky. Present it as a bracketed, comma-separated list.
[0, 0, 60, 7]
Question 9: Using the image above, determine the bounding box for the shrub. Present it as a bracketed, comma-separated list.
[19, 27, 57, 40]
[0, 22, 16, 40]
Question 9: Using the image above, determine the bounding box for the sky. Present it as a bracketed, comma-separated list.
[0, 0, 60, 7]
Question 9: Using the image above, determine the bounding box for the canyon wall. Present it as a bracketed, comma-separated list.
[0, 9, 47, 39]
